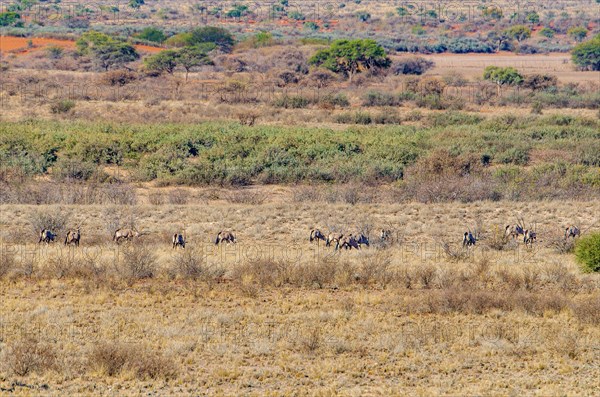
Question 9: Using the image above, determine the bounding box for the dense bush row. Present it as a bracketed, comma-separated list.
[0, 116, 598, 191]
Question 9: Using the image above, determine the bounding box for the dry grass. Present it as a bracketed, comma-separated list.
[0, 198, 599, 394]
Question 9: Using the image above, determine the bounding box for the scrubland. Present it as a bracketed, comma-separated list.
[0, 199, 599, 395]
[1, 1, 599, 394]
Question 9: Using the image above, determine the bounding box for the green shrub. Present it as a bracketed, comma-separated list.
[136, 27, 166, 43]
[575, 233, 600, 273]
[498, 147, 530, 165]
[353, 111, 372, 125]
[319, 93, 349, 108]
[362, 91, 401, 107]
[46, 45, 64, 59]
[50, 100, 76, 114]
[272, 95, 312, 109]
[53, 158, 102, 181]
[392, 57, 434, 75]
[571, 34, 600, 71]
[372, 111, 402, 125]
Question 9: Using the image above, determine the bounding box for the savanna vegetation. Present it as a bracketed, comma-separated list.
[1, 114, 598, 202]
[1, 1, 599, 395]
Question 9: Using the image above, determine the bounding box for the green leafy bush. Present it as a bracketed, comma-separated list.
[575, 233, 600, 273]
[50, 100, 76, 114]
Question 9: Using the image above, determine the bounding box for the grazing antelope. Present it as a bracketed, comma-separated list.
[355, 233, 369, 248]
[113, 228, 140, 244]
[172, 233, 185, 249]
[326, 233, 343, 248]
[463, 231, 476, 247]
[38, 229, 56, 244]
[64, 226, 81, 247]
[564, 226, 580, 239]
[524, 230, 537, 247]
[505, 224, 525, 239]
[337, 234, 360, 250]
[380, 229, 392, 241]
[215, 231, 236, 245]
[309, 229, 326, 245]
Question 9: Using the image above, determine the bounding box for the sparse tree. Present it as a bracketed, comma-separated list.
[526, 12, 540, 25]
[487, 30, 511, 52]
[76, 31, 114, 54]
[522, 73, 558, 90]
[189, 26, 235, 53]
[538, 27, 555, 38]
[92, 43, 139, 71]
[571, 35, 600, 71]
[503, 25, 531, 42]
[568, 26, 588, 42]
[309, 39, 391, 82]
[0, 11, 20, 26]
[136, 27, 165, 43]
[177, 45, 215, 81]
[128, 0, 144, 9]
[483, 66, 523, 88]
[144, 50, 178, 75]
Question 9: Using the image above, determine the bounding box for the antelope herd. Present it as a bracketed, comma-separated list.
[33, 221, 584, 251]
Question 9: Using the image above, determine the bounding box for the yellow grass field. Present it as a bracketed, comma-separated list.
[1, 198, 599, 395]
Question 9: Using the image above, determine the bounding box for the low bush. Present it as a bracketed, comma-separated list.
[89, 342, 177, 379]
[49, 100, 76, 114]
[575, 233, 600, 273]
[362, 91, 402, 107]
[114, 244, 158, 284]
[3, 336, 57, 376]
[392, 57, 434, 75]
[272, 95, 312, 109]
[29, 208, 70, 236]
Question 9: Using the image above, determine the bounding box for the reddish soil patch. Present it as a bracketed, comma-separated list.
[0, 36, 75, 54]
[134, 44, 163, 53]
[0, 36, 162, 55]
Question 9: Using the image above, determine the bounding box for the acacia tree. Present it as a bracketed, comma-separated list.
[189, 26, 234, 52]
[76, 31, 114, 54]
[568, 27, 588, 42]
[503, 25, 531, 43]
[129, 0, 144, 9]
[144, 44, 215, 79]
[309, 39, 390, 82]
[143, 50, 179, 75]
[483, 66, 523, 95]
[93, 43, 139, 71]
[76, 31, 139, 71]
[483, 66, 523, 85]
[178, 44, 215, 80]
[487, 30, 511, 52]
[571, 34, 600, 71]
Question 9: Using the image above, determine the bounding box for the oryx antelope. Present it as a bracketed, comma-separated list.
[172, 233, 185, 249]
[38, 229, 56, 244]
[355, 233, 369, 248]
[309, 229, 326, 245]
[564, 226, 580, 239]
[215, 231, 236, 245]
[505, 224, 525, 239]
[64, 226, 81, 246]
[326, 233, 344, 248]
[337, 234, 359, 250]
[113, 228, 140, 244]
[463, 231, 476, 247]
[524, 230, 537, 247]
